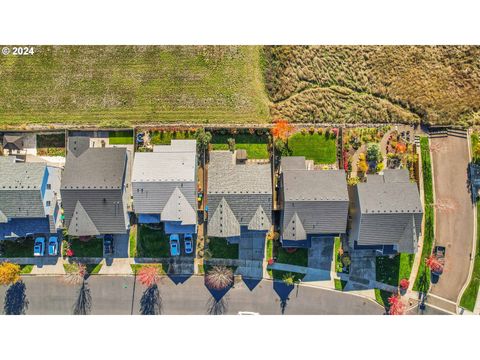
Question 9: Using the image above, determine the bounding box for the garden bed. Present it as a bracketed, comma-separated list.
[131, 263, 167, 274]
[413, 137, 434, 292]
[288, 132, 337, 164]
[136, 224, 170, 258]
[376, 253, 414, 287]
[207, 237, 239, 259]
[211, 132, 269, 159]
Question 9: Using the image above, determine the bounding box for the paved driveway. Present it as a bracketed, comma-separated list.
[308, 237, 333, 270]
[0, 276, 383, 315]
[430, 136, 474, 303]
[239, 230, 265, 261]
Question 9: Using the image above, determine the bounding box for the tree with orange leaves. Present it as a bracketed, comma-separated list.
[388, 294, 405, 315]
[426, 255, 444, 274]
[271, 119, 294, 141]
[137, 266, 161, 288]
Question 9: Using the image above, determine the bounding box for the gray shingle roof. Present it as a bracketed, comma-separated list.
[61, 145, 128, 236]
[207, 151, 272, 237]
[62, 147, 127, 190]
[281, 168, 349, 241]
[132, 140, 197, 224]
[0, 158, 47, 219]
[349, 169, 423, 253]
[280, 156, 307, 171]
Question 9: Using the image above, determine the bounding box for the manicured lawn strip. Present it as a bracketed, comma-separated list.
[271, 270, 305, 282]
[203, 264, 238, 275]
[1, 238, 34, 257]
[374, 288, 392, 309]
[334, 278, 347, 291]
[129, 225, 137, 258]
[150, 130, 196, 145]
[276, 247, 308, 267]
[288, 133, 337, 164]
[472, 133, 479, 164]
[376, 253, 414, 287]
[211, 133, 269, 159]
[131, 263, 167, 274]
[69, 237, 103, 258]
[86, 263, 103, 274]
[207, 237, 239, 259]
[20, 264, 34, 274]
[108, 131, 133, 144]
[413, 137, 434, 292]
[460, 201, 480, 311]
[266, 239, 274, 277]
[334, 237, 343, 272]
[136, 225, 170, 258]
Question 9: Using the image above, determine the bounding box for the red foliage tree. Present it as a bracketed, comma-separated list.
[137, 266, 160, 288]
[388, 294, 405, 315]
[426, 255, 444, 274]
[399, 278, 409, 290]
[396, 142, 407, 153]
[271, 119, 294, 141]
[66, 249, 74, 257]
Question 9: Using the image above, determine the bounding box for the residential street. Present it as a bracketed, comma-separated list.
[0, 275, 384, 315]
[430, 135, 474, 303]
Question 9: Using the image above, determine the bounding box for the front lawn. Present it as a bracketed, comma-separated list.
[207, 237, 239, 259]
[276, 246, 308, 267]
[129, 225, 137, 258]
[109, 130, 134, 144]
[20, 264, 34, 274]
[334, 237, 343, 272]
[1, 238, 34, 257]
[211, 133, 269, 159]
[376, 253, 415, 287]
[413, 137, 434, 291]
[460, 201, 480, 311]
[131, 263, 167, 274]
[69, 237, 103, 258]
[136, 225, 170, 258]
[334, 278, 347, 291]
[374, 288, 392, 309]
[271, 270, 305, 282]
[288, 132, 337, 164]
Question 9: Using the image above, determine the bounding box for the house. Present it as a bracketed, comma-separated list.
[207, 151, 272, 244]
[279, 156, 349, 248]
[348, 169, 423, 254]
[132, 140, 198, 234]
[0, 156, 62, 240]
[60, 137, 130, 237]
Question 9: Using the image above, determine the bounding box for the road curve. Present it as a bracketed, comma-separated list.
[0, 275, 384, 315]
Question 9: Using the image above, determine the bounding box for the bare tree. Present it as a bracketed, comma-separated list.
[205, 266, 233, 290]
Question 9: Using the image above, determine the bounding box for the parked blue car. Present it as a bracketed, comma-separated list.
[34, 237, 46, 257]
[184, 233, 193, 254]
[169, 234, 180, 256]
[48, 236, 59, 256]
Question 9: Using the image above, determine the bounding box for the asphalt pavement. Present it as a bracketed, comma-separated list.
[0, 275, 384, 315]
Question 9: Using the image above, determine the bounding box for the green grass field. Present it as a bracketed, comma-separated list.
[288, 133, 337, 164]
[136, 225, 170, 258]
[211, 133, 269, 159]
[0, 46, 270, 129]
[109, 130, 133, 144]
[207, 237, 239, 259]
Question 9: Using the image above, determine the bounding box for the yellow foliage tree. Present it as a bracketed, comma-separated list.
[358, 159, 369, 173]
[0, 262, 21, 286]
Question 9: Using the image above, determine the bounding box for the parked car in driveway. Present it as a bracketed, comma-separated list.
[104, 234, 114, 256]
[48, 236, 59, 256]
[34, 237, 46, 257]
[184, 233, 193, 254]
[170, 234, 180, 256]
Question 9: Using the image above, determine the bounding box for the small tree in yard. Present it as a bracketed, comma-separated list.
[282, 272, 297, 286]
[426, 255, 444, 274]
[137, 266, 161, 288]
[399, 278, 409, 291]
[367, 143, 382, 163]
[195, 128, 212, 151]
[388, 294, 405, 315]
[65, 262, 87, 285]
[271, 119, 294, 141]
[205, 266, 233, 290]
[0, 262, 21, 286]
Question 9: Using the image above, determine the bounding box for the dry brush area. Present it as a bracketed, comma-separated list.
[263, 46, 480, 126]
